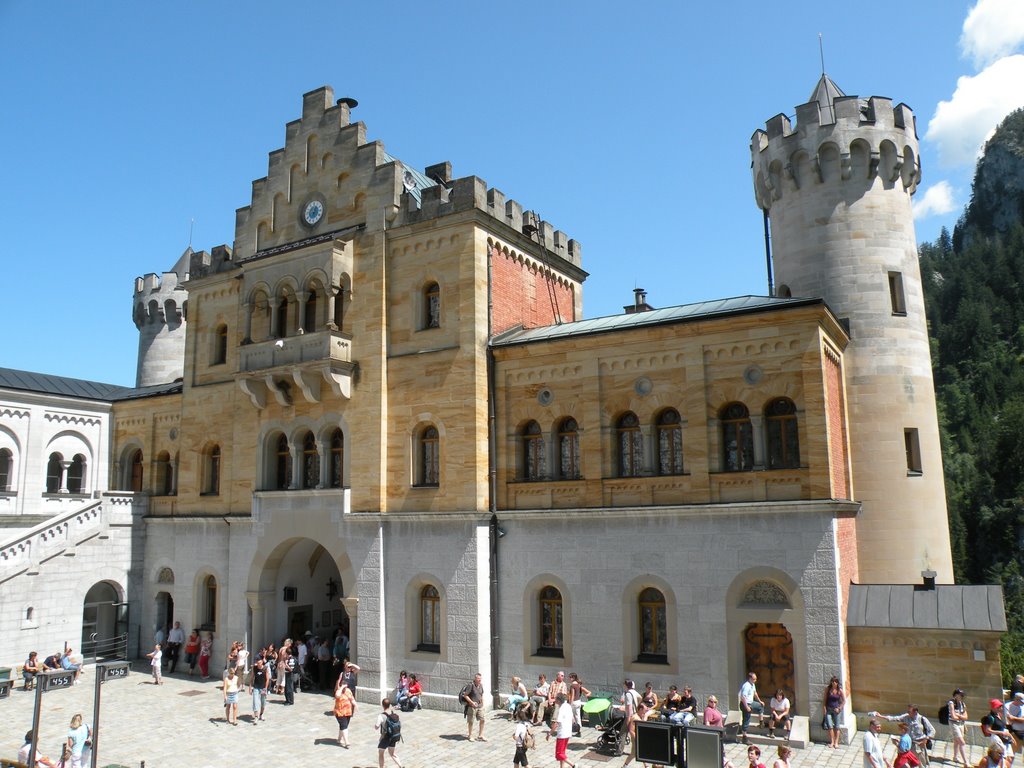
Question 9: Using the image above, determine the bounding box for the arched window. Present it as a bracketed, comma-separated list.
[274, 434, 291, 490]
[765, 398, 800, 469]
[656, 409, 683, 475]
[212, 324, 228, 365]
[522, 421, 546, 481]
[558, 418, 580, 480]
[155, 452, 173, 496]
[130, 449, 144, 493]
[721, 403, 753, 472]
[416, 426, 439, 487]
[638, 587, 667, 663]
[304, 290, 318, 332]
[333, 284, 346, 329]
[205, 445, 221, 495]
[538, 585, 564, 657]
[302, 432, 319, 489]
[202, 575, 217, 630]
[46, 453, 63, 493]
[67, 454, 86, 494]
[424, 282, 440, 329]
[419, 584, 440, 652]
[276, 296, 289, 338]
[618, 412, 643, 477]
[329, 428, 344, 488]
[0, 448, 11, 491]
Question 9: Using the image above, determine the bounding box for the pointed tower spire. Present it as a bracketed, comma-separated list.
[808, 73, 846, 125]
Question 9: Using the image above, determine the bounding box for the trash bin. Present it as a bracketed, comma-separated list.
[0, 667, 11, 680]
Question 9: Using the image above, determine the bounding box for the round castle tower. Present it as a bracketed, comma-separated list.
[133, 247, 190, 387]
[751, 75, 953, 584]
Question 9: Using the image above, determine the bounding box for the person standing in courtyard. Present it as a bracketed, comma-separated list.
[550, 691, 576, 768]
[771, 744, 793, 768]
[823, 676, 845, 748]
[223, 666, 240, 725]
[864, 719, 891, 768]
[166, 620, 185, 673]
[251, 655, 269, 723]
[198, 632, 213, 679]
[66, 713, 91, 768]
[147, 643, 163, 684]
[184, 628, 200, 676]
[333, 679, 355, 747]
[374, 698, 404, 768]
[462, 672, 486, 741]
[948, 688, 969, 767]
[512, 705, 532, 768]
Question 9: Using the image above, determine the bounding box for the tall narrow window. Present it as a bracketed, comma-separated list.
[419, 584, 440, 652]
[418, 426, 440, 487]
[424, 282, 440, 329]
[206, 445, 221, 495]
[275, 434, 291, 490]
[766, 398, 800, 469]
[329, 428, 344, 488]
[46, 453, 62, 493]
[558, 418, 580, 480]
[213, 325, 228, 365]
[130, 450, 144, 493]
[302, 432, 319, 489]
[0, 448, 11, 491]
[304, 290, 318, 332]
[888, 271, 907, 315]
[538, 586, 564, 656]
[276, 296, 289, 338]
[67, 454, 86, 494]
[656, 409, 684, 475]
[203, 575, 217, 630]
[522, 421, 546, 481]
[904, 428, 922, 474]
[638, 587, 667, 663]
[721, 403, 753, 472]
[618, 412, 643, 477]
[156, 452, 172, 496]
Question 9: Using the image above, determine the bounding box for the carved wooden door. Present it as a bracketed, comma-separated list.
[743, 623, 796, 711]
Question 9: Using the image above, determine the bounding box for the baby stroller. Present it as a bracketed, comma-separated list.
[595, 710, 629, 756]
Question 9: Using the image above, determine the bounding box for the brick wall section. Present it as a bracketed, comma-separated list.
[824, 348, 850, 500]
[489, 244, 576, 335]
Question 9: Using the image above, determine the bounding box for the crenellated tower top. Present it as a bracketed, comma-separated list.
[132, 247, 189, 387]
[751, 74, 921, 213]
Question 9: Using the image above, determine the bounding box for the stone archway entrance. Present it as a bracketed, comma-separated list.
[82, 581, 127, 661]
[744, 622, 796, 709]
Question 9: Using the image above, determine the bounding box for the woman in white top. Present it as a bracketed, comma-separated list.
[512, 707, 531, 767]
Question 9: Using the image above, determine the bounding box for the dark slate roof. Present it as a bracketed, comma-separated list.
[847, 583, 1006, 632]
[491, 295, 825, 346]
[0, 367, 181, 402]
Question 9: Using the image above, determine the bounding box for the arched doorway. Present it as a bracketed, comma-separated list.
[744, 622, 796, 710]
[250, 538, 348, 651]
[155, 591, 174, 638]
[82, 581, 128, 661]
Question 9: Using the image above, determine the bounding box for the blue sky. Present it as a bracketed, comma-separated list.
[2, 1, 1022, 385]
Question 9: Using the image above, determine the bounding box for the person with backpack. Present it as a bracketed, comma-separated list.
[945, 688, 969, 766]
[513, 705, 533, 767]
[375, 698, 404, 768]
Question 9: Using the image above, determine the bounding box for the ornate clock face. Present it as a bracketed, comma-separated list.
[302, 199, 324, 226]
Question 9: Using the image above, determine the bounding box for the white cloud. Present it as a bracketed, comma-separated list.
[924, 54, 1024, 167]
[961, 0, 1024, 68]
[913, 181, 957, 221]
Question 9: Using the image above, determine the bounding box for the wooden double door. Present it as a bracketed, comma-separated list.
[743, 622, 796, 711]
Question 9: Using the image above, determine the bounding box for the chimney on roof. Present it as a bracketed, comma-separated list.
[915, 570, 937, 591]
[624, 288, 654, 314]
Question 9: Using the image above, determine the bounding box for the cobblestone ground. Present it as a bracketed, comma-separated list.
[0, 670, 994, 767]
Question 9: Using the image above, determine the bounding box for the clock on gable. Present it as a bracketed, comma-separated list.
[301, 198, 325, 227]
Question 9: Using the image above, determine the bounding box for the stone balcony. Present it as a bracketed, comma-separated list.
[236, 329, 355, 406]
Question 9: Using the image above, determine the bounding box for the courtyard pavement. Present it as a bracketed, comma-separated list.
[0, 668, 994, 767]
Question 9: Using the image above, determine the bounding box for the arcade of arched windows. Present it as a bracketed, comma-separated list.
[243, 273, 350, 344]
[260, 426, 346, 491]
[510, 397, 801, 482]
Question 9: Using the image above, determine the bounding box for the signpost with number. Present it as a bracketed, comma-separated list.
[28, 669, 78, 768]
[91, 661, 131, 768]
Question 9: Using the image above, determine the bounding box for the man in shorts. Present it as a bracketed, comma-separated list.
[462, 672, 486, 741]
[374, 698, 403, 768]
[550, 692, 576, 768]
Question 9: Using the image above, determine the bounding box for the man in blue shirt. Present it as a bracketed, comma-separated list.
[738, 673, 765, 742]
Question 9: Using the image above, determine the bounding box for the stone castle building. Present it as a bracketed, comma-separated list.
[0, 77, 1005, 738]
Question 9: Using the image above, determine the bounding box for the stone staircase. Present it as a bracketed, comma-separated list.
[724, 710, 811, 749]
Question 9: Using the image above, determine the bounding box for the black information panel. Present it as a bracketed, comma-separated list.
[99, 661, 131, 682]
[635, 720, 677, 766]
[683, 725, 725, 768]
[40, 670, 76, 692]
[0, 679, 11, 698]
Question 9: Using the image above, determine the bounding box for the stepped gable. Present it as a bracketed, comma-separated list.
[751, 75, 922, 210]
[232, 85, 581, 270]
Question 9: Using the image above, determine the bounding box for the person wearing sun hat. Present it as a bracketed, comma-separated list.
[981, 698, 1016, 761]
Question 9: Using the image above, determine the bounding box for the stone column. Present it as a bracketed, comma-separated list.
[340, 596, 358, 662]
[326, 286, 340, 331]
[245, 590, 275, 651]
[289, 446, 302, 490]
[316, 439, 327, 489]
[750, 415, 765, 470]
[296, 290, 309, 333]
[59, 460, 71, 493]
[270, 300, 281, 338]
[169, 457, 178, 495]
